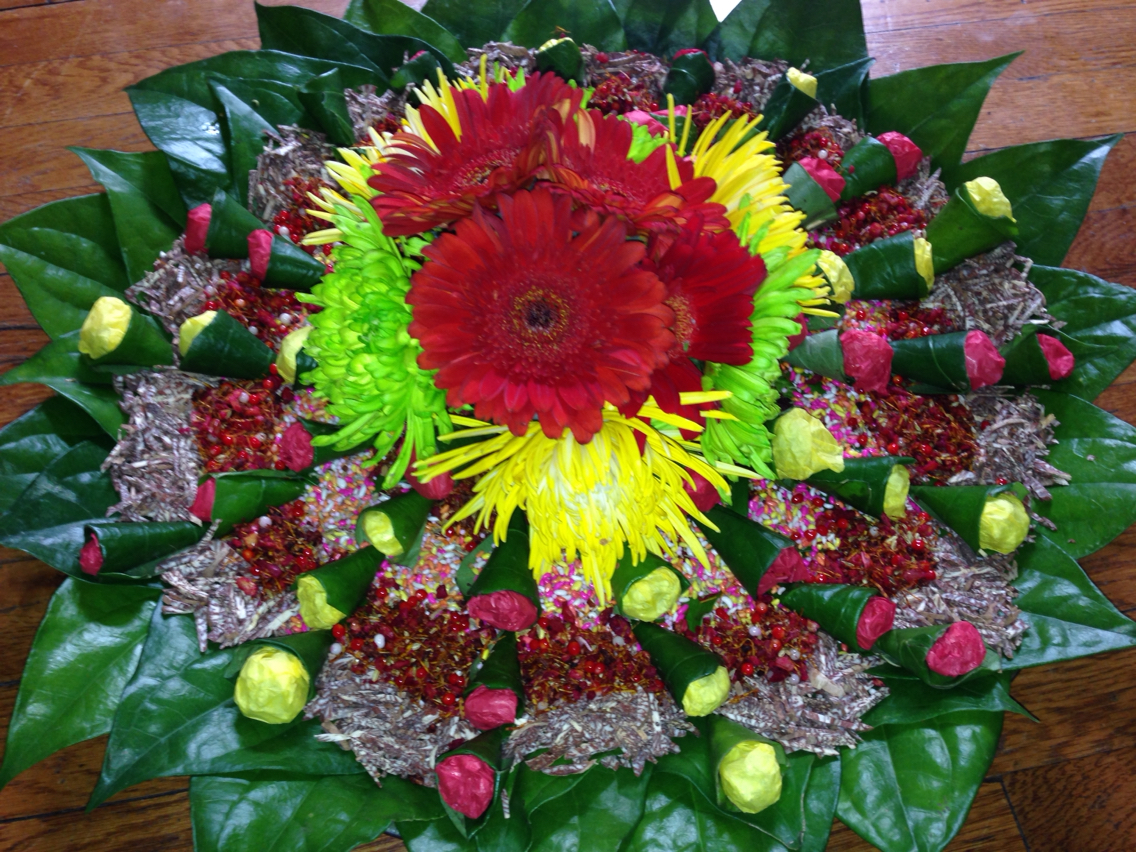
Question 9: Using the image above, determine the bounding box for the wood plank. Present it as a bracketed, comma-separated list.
[0, 560, 63, 683]
[0, 327, 49, 365]
[1080, 527, 1136, 615]
[992, 646, 1136, 774]
[1002, 744, 1136, 851]
[0, 383, 52, 423]
[0, 276, 37, 328]
[861, 0, 1136, 34]
[827, 781, 1029, 851]
[1064, 205, 1136, 287]
[0, 0, 349, 68]
[0, 112, 150, 199]
[0, 187, 102, 223]
[0, 39, 258, 131]
[1084, 134, 1136, 214]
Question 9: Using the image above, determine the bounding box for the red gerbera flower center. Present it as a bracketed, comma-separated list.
[407, 188, 676, 442]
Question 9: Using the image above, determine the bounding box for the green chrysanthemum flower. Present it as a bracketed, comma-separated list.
[701, 217, 824, 479]
[298, 205, 451, 488]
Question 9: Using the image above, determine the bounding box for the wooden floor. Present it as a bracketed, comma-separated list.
[0, 0, 1134, 849]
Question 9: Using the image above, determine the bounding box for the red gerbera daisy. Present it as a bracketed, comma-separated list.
[407, 188, 675, 442]
[368, 74, 582, 236]
[546, 109, 729, 237]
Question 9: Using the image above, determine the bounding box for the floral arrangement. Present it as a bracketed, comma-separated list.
[0, 1, 1134, 851]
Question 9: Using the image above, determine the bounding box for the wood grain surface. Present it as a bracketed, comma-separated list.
[1, 1, 1134, 850]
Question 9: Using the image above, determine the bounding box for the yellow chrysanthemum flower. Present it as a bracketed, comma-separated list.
[418, 399, 753, 602]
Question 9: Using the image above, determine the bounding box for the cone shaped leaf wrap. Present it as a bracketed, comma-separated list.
[785, 327, 847, 382]
[910, 482, 1024, 553]
[757, 74, 819, 140]
[873, 623, 999, 688]
[610, 551, 689, 620]
[207, 470, 309, 534]
[441, 724, 507, 772]
[782, 161, 838, 230]
[82, 303, 173, 370]
[889, 330, 973, 391]
[204, 188, 264, 258]
[301, 544, 384, 617]
[178, 309, 275, 379]
[839, 136, 898, 200]
[355, 490, 433, 558]
[83, 521, 206, 578]
[632, 620, 725, 711]
[707, 713, 786, 813]
[468, 631, 524, 708]
[465, 514, 539, 615]
[842, 231, 929, 299]
[696, 505, 798, 598]
[925, 183, 1018, 274]
[806, 455, 914, 518]
[265, 235, 326, 290]
[779, 583, 887, 653]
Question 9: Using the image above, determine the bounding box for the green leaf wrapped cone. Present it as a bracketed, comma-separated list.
[925, 176, 1019, 274]
[697, 503, 807, 597]
[78, 296, 173, 371]
[464, 514, 540, 631]
[632, 621, 730, 717]
[79, 520, 207, 579]
[999, 327, 1077, 385]
[709, 714, 786, 814]
[232, 631, 334, 724]
[611, 551, 688, 621]
[177, 309, 276, 379]
[464, 631, 523, 730]
[873, 621, 995, 687]
[806, 455, 913, 519]
[355, 490, 433, 558]
[295, 545, 385, 630]
[189, 470, 308, 534]
[434, 726, 505, 819]
[889, 329, 1006, 391]
[911, 483, 1031, 554]
[840, 231, 935, 299]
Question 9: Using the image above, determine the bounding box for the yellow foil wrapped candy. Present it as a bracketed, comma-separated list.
[786, 67, 817, 98]
[276, 324, 313, 384]
[178, 311, 217, 356]
[978, 492, 1030, 553]
[914, 237, 935, 290]
[296, 574, 347, 630]
[78, 296, 132, 359]
[772, 408, 845, 480]
[682, 666, 731, 717]
[964, 177, 1016, 221]
[818, 250, 854, 303]
[719, 740, 783, 814]
[882, 465, 911, 519]
[233, 646, 310, 724]
[621, 567, 683, 622]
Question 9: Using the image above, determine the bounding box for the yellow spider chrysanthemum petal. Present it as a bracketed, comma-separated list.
[418, 406, 746, 602]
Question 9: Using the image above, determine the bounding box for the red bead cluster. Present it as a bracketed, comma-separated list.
[880, 304, 953, 340]
[202, 269, 312, 351]
[777, 128, 845, 169]
[230, 500, 325, 597]
[342, 581, 496, 715]
[271, 176, 334, 250]
[517, 609, 664, 708]
[855, 393, 978, 483]
[587, 71, 659, 115]
[192, 379, 288, 473]
[675, 601, 816, 684]
[687, 92, 758, 131]
[810, 506, 940, 594]
[810, 187, 928, 256]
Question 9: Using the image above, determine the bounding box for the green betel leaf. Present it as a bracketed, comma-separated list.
[707, 0, 867, 69]
[398, 816, 477, 851]
[863, 670, 1031, 727]
[208, 75, 317, 130]
[866, 54, 1018, 173]
[256, 4, 453, 82]
[622, 771, 785, 852]
[947, 136, 1119, 266]
[69, 148, 187, 284]
[1027, 265, 1136, 401]
[419, 0, 524, 48]
[0, 397, 110, 515]
[0, 332, 128, 435]
[0, 441, 120, 579]
[210, 82, 278, 206]
[0, 580, 160, 789]
[1006, 535, 1136, 669]
[835, 710, 1003, 852]
[344, 0, 467, 63]
[621, 0, 717, 57]
[1030, 390, 1136, 558]
[90, 608, 364, 808]
[527, 765, 652, 852]
[504, 0, 627, 52]
[190, 772, 443, 852]
[0, 194, 130, 338]
[127, 87, 232, 208]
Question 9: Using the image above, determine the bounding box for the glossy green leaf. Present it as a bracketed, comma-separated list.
[1006, 535, 1136, 669]
[0, 332, 126, 436]
[0, 580, 159, 789]
[210, 82, 278, 206]
[799, 755, 841, 852]
[91, 608, 364, 807]
[191, 772, 443, 852]
[948, 136, 1119, 266]
[70, 149, 187, 284]
[256, 4, 451, 82]
[504, 0, 627, 52]
[210, 75, 316, 130]
[1027, 265, 1136, 401]
[526, 764, 651, 852]
[864, 671, 1029, 727]
[814, 57, 873, 126]
[836, 710, 1003, 852]
[622, 771, 784, 852]
[1029, 390, 1136, 558]
[866, 55, 1017, 173]
[0, 397, 109, 515]
[0, 194, 130, 338]
[622, 0, 717, 57]
[708, 0, 867, 69]
[400, 816, 477, 851]
[344, 0, 468, 62]
[0, 441, 118, 579]
[419, 0, 525, 48]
